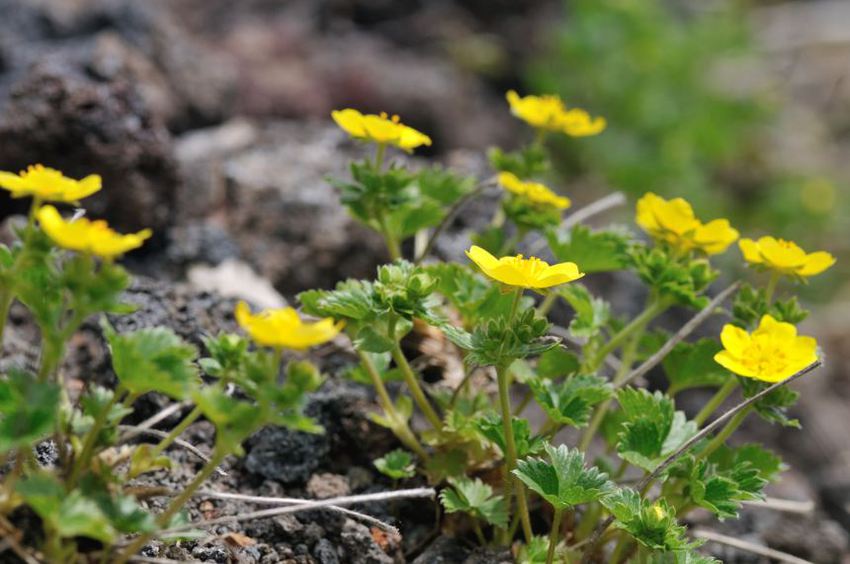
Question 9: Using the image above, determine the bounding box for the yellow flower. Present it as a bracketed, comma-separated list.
[498, 172, 571, 210]
[739, 236, 835, 278]
[714, 314, 818, 383]
[235, 301, 343, 350]
[636, 193, 738, 255]
[506, 90, 606, 137]
[331, 109, 432, 152]
[0, 164, 101, 203]
[465, 245, 584, 289]
[36, 205, 151, 259]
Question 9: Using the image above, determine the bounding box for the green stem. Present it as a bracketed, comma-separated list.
[610, 534, 633, 564]
[358, 351, 428, 460]
[473, 521, 486, 546]
[374, 143, 386, 171]
[391, 345, 443, 431]
[546, 508, 564, 564]
[68, 389, 124, 489]
[149, 405, 202, 459]
[573, 502, 600, 542]
[497, 361, 533, 543]
[589, 299, 668, 371]
[537, 292, 558, 317]
[693, 379, 737, 426]
[764, 272, 780, 305]
[700, 405, 753, 460]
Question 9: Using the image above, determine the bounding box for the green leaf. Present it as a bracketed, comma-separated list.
[105, 322, 200, 401]
[373, 449, 416, 480]
[601, 488, 697, 551]
[739, 377, 800, 428]
[416, 165, 475, 206]
[547, 224, 632, 273]
[488, 145, 550, 178]
[192, 387, 267, 455]
[476, 414, 545, 458]
[616, 388, 697, 472]
[424, 448, 468, 483]
[672, 455, 767, 520]
[709, 443, 784, 482]
[531, 374, 612, 428]
[440, 476, 509, 528]
[648, 551, 720, 564]
[128, 444, 173, 479]
[556, 284, 611, 339]
[629, 247, 717, 310]
[513, 443, 614, 510]
[447, 308, 558, 367]
[0, 370, 60, 453]
[536, 347, 581, 379]
[662, 339, 729, 393]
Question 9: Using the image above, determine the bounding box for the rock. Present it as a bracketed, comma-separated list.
[243, 425, 330, 484]
[338, 519, 394, 564]
[187, 259, 286, 310]
[166, 221, 241, 269]
[312, 538, 340, 564]
[306, 473, 351, 500]
[411, 536, 470, 564]
[762, 513, 850, 564]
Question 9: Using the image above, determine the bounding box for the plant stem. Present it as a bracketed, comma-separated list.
[610, 533, 632, 564]
[149, 405, 202, 459]
[764, 272, 780, 304]
[694, 379, 737, 426]
[497, 360, 532, 543]
[537, 291, 558, 317]
[589, 299, 668, 371]
[391, 345, 443, 431]
[700, 405, 753, 460]
[546, 508, 564, 564]
[473, 521, 486, 545]
[358, 351, 428, 460]
[374, 143, 386, 171]
[68, 389, 124, 489]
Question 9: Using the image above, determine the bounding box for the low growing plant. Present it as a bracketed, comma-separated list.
[0, 88, 835, 563]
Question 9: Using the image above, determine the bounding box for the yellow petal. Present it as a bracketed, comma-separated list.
[758, 237, 807, 270]
[536, 262, 585, 288]
[331, 109, 367, 138]
[466, 245, 501, 272]
[755, 314, 797, 341]
[798, 251, 835, 277]
[695, 219, 738, 255]
[714, 350, 758, 379]
[719, 324, 750, 357]
[738, 238, 762, 265]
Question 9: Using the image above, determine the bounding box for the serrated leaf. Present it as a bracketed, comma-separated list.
[616, 389, 697, 472]
[557, 284, 611, 339]
[440, 476, 508, 528]
[476, 414, 545, 458]
[739, 377, 800, 428]
[374, 449, 416, 480]
[531, 374, 613, 428]
[536, 347, 581, 379]
[514, 443, 614, 510]
[128, 444, 173, 479]
[0, 370, 60, 453]
[547, 224, 632, 273]
[601, 489, 697, 551]
[105, 322, 200, 401]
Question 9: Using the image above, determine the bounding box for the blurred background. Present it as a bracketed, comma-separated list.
[0, 0, 848, 559]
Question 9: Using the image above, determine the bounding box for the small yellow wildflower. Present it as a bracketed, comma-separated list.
[36, 205, 151, 259]
[0, 164, 101, 203]
[506, 90, 606, 137]
[235, 301, 343, 351]
[498, 172, 571, 210]
[331, 109, 432, 152]
[739, 236, 835, 278]
[636, 193, 738, 255]
[651, 503, 666, 521]
[714, 314, 818, 383]
[466, 245, 584, 290]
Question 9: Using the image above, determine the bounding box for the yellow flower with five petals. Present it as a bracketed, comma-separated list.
[498, 172, 571, 210]
[235, 301, 343, 351]
[739, 236, 835, 278]
[714, 314, 818, 383]
[0, 164, 101, 203]
[466, 245, 584, 290]
[506, 90, 606, 137]
[636, 192, 738, 255]
[331, 109, 432, 152]
[36, 205, 151, 259]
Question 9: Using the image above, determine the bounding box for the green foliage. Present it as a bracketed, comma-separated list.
[602, 489, 697, 551]
[503, 192, 562, 231]
[629, 246, 717, 309]
[0, 370, 60, 453]
[489, 145, 549, 179]
[739, 377, 800, 428]
[374, 449, 416, 479]
[616, 388, 697, 471]
[536, 347, 581, 379]
[662, 339, 729, 393]
[443, 307, 557, 367]
[547, 225, 633, 273]
[530, 374, 612, 428]
[104, 322, 200, 400]
[476, 414, 545, 458]
[671, 456, 765, 520]
[556, 283, 611, 339]
[425, 262, 527, 327]
[514, 443, 614, 510]
[440, 476, 509, 528]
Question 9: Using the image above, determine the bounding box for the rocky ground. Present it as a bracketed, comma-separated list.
[2, 0, 850, 562]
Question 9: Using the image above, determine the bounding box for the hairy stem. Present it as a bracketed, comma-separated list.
[149, 405, 202, 459]
[700, 405, 753, 460]
[546, 508, 564, 564]
[391, 345, 443, 431]
[497, 361, 532, 543]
